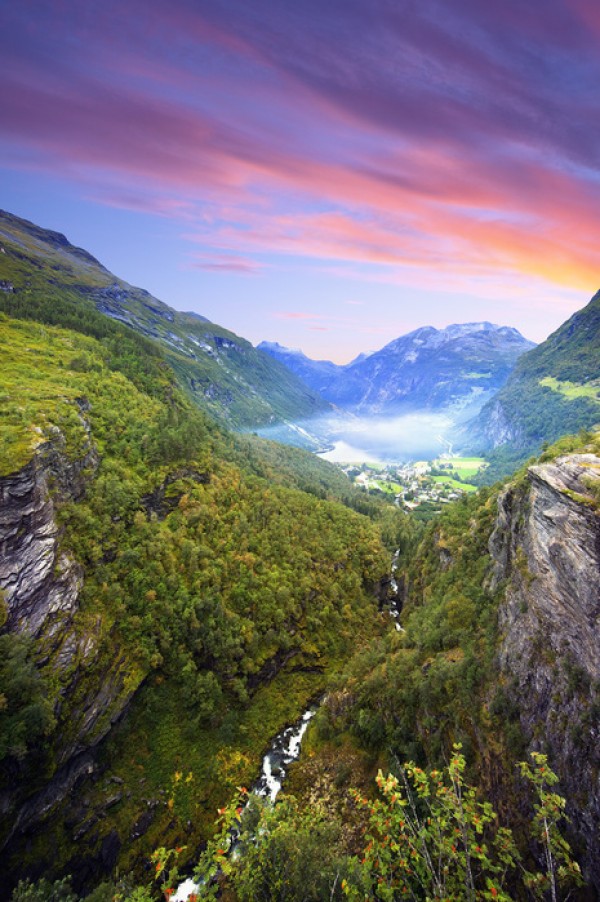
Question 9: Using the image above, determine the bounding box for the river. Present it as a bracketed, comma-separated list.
[174, 550, 401, 899]
[173, 707, 317, 901]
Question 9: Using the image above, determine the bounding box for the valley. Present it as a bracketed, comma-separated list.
[0, 210, 599, 900]
[334, 456, 486, 521]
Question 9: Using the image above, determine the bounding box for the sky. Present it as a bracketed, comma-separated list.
[1, 0, 599, 363]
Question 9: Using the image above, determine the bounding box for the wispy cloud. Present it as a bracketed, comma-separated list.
[190, 253, 262, 274]
[274, 312, 324, 321]
[2, 0, 599, 323]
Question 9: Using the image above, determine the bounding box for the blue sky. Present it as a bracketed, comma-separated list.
[2, 0, 598, 361]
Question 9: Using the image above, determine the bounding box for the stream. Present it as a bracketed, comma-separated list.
[173, 707, 317, 901]
[174, 551, 400, 900]
[389, 549, 404, 632]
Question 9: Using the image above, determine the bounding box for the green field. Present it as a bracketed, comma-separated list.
[433, 456, 486, 479]
[540, 376, 600, 402]
[432, 475, 478, 493]
[374, 481, 403, 494]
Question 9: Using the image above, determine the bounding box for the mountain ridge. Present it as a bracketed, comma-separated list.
[0, 209, 330, 430]
[260, 321, 535, 418]
[474, 289, 600, 461]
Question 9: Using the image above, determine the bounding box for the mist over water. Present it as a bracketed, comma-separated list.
[316, 412, 456, 463]
[254, 410, 462, 463]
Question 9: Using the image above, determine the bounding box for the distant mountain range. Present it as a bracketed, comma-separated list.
[0, 210, 330, 430]
[260, 322, 535, 419]
[1, 209, 598, 467]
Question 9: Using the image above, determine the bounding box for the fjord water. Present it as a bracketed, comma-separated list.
[317, 411, 457, 462]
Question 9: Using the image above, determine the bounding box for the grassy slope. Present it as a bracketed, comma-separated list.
[475, 290, 600, 478]
[0, 209, 329, 429]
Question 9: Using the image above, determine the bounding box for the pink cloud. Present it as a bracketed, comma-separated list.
[190, 253, 261, 274]
[2, 0, 600, 305]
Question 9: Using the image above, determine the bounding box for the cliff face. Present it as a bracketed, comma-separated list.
[489, 453, 600, 884]
[0, 420, 140, 853]
[0, 431, 91, 640]
[477, 397, 523, 447]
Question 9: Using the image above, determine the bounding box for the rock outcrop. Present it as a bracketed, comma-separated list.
[489, 453, 600, 885]
[0, 434, 92, 640]
[0, 417, 141, 858]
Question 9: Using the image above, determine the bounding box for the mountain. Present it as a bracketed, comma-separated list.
[0, 210, 330, 429]
[0, 287, 401, 893]
[257, 341, 341, 395]
[475, 290, 600, 455]
[260, 322, 535, 418]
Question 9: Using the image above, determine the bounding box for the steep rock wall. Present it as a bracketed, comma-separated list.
[478, 397, 523, 448]
[0, 434, 90, 640]
[489, 453, 600, 885]
[0, 417, 141, 853]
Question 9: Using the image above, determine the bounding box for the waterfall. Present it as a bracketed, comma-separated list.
[173, 706, 317, 901]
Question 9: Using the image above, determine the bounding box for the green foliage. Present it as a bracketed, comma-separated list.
[321, 489, 499, 766]
[347, 745, 518, 900]
[11, 876, 77, 902]
[161, 749, 582, 902]
[195, 792, 362, 901]
[344, 747, 581, 901]
[236, 434, 418, 547]
[518, 754, 583, 900]
[0, 634, 55, 762]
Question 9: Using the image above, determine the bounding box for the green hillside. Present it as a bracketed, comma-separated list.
[475, 290, 600, 475]
[0, 210, 329, 429]
[0, 305, 409, 890]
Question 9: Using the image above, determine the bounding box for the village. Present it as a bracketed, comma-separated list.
[340, 455, 487, 520]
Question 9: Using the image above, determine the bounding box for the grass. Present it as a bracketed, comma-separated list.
[374, 481, 403, 494]
[433, 457, 487, 480]
[540, 376, 600, 402]
[432, 475, 478, 493]
[0, 315, 92, 474]
[0, 314, 162, 477]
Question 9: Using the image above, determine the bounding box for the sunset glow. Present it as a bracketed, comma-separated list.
[2, 0, 599, 361]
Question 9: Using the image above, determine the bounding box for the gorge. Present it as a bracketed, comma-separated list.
[0, 211, 599, 899]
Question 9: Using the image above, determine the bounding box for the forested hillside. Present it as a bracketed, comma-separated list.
[0, 302, 412, 892]
[475, 290, 600, 478]
[0, 210, 329, 429]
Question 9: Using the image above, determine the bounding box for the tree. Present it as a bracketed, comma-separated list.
[344, 746, 582, 901]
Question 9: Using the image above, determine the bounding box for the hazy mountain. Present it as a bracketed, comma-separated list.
[261, 322, 535, 418]
[475, 289, 600, 453]
[0, 210, 330, 429]
[257, 342, 341, 395]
